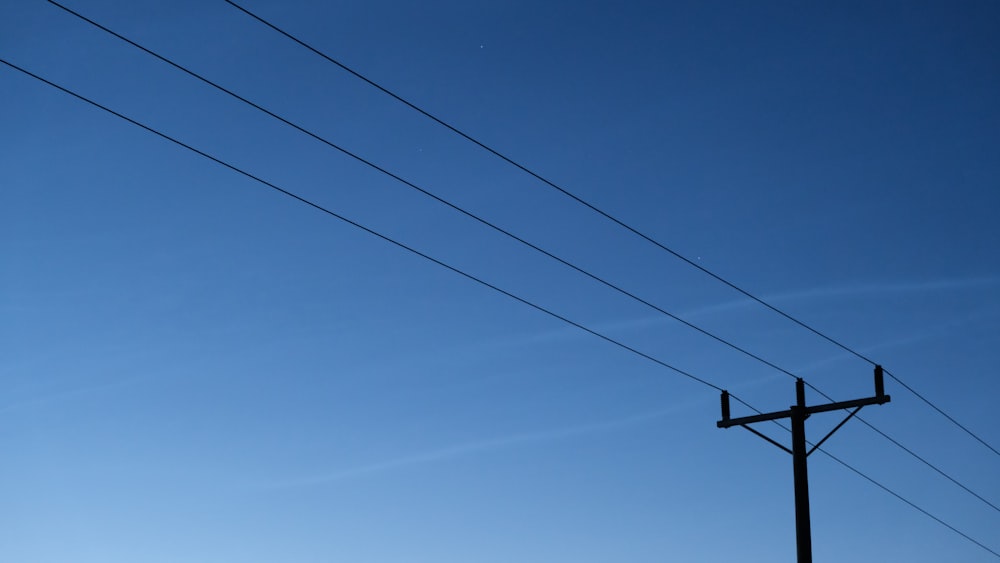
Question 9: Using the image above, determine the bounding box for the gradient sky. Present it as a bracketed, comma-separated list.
[3, 1, 999, 561]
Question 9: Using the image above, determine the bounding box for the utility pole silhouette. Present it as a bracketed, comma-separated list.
[717, 366, 891, 563]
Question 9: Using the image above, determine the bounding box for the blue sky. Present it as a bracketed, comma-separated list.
[2, 1, 999, 561]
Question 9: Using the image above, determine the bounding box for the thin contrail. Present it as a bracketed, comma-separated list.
[255, 400, 707, 488]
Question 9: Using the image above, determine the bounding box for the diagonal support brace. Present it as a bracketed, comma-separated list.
[742, 423, 793, 454]
[807, 406, 863, 456]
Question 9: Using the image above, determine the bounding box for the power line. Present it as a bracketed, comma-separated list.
[884, 366, 1000, 457]
[2, 55, 995, 559]
[817, 447, 1000, 559]
[0, 57, 720, 396]
[763, 417, 1000, 560]
[220, 0, 1000, 459]
[46, 1, 772, 376]
[46, 0, 1000, 516]
[803, 381, 1000, 514]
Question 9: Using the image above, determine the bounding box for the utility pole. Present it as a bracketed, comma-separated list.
[717, 366, 891, 563]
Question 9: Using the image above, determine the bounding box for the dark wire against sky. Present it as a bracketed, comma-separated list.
[3, 2, 999, 561]
[44, 0, 1000, 520]
[2, 48, 996, 560]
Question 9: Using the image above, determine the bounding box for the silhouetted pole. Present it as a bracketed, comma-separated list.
[790, 378, 811, 562]
[717, 367, 891, 563]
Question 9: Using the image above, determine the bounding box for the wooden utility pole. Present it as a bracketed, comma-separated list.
[717, 366, 891, 563]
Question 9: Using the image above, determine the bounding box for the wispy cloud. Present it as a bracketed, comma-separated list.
[0, 369, 155, 415]
[256, 399, 706, 489]
[790, 306, 998, 377]
[492, 274, 1000, 346]
[687, 274, 1000, 320]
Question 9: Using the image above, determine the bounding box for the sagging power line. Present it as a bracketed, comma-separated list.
[220, 0, 1000, 460]
[45, 0, 1000, 516]
[2, 55, 995, 559]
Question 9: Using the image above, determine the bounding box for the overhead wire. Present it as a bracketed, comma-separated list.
[220, 0, 1000, 460]
[3, 54, 996, 560]
[46, 0, 1000, 516]
[883, 367, 1000, 457]
[816, 447, 1000, 559]
[761, 417, 1000, 560]
[44, 1, 791, 376]
[0, 57, 723, 396]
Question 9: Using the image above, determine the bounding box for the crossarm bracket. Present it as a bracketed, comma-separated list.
[741, 423, 793, 454]
[807, 406, 862, 456]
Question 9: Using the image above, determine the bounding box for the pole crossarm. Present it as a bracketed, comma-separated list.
[718, 405, 793, 428]
[806, 394, 890, 416]
[717, 392, 889, 428]
[717, 367, 890, 430]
